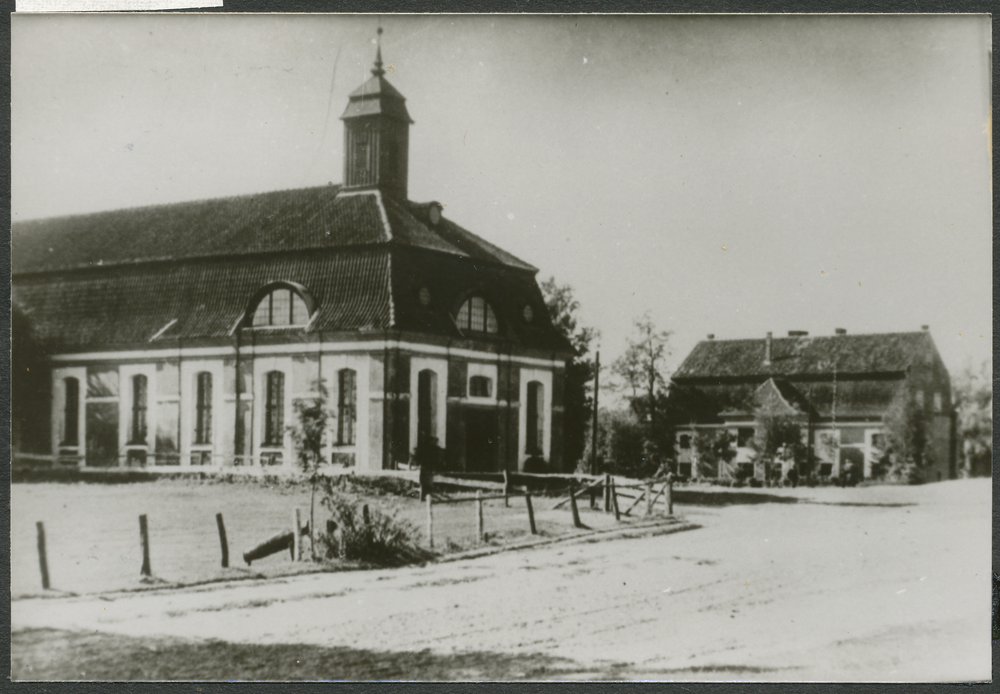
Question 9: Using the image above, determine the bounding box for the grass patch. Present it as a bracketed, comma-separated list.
[12, 628, 579, 681]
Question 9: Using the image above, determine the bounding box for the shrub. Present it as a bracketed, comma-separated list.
[319, 485, 426, 566]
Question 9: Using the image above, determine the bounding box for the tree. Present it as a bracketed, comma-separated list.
[693, 429, 737, 479]
[875, 386, 931, 484]
[540, 277, 598, 472]
[580, 407, 657, 478]
[611, 313, 674, 467]
[752, 408, 807, 486]
[953, 359, 992, 477]
[288, 381, 333, 560]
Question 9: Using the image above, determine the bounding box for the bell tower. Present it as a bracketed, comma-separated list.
[341, 28, 413, 201]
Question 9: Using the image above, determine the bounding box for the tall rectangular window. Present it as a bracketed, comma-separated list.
[131, 375, 148, 444]
[62, 377, 79, 446]
[338, 369, 357, 445]
[264, 371, 284, 447]
[417, 369, 438, 443]
[195, 372, 212, 445]
[526, 381, 544, 456]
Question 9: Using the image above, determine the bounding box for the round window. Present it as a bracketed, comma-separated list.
[419, 287, 431, 306]
[428, 205, 441, 225]
[522, 304, 534, 323]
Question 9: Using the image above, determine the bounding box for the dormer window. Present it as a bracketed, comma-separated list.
[456, 295, 499, 334]
[248, 284, 312, 328]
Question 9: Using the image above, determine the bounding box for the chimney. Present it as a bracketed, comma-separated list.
[921, 324, 929, 331]
[788, 330, 809, 337]
[706, 334, 715, 340]
[764, 332, 772, 366]
[834, 328, 847, 336]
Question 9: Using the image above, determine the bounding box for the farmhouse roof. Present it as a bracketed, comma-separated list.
[672, 331, 939, 380]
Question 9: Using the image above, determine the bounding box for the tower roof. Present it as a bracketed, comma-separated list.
[341, 29, 412, 124]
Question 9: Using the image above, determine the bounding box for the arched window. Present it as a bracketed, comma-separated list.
[526, 381, 544, 455]
[62, 377, 79, 446]
[194, 372, 212, 445]
[417, 370, 438, 443]
[263, 371, 284, 447]
[251, 286, 310, 328]
[130, 375, 148, 444]
[338, 369, 357, 445]
[469, 375, 492, 398]
[456, 295, 499, 334]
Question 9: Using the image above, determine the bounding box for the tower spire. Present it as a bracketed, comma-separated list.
[371, 26, 385, 77]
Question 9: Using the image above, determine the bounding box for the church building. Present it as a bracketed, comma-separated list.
[12, 35, 574, 475]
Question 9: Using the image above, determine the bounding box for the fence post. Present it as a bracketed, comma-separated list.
[426, 494, 434, 550]
[569, 482, 583, 528]
[36, 521, 50, 590]
[362, 504, 371, 526]
[139, 514, 151, 577]
[293, 508, 302, 561]
[611, 478, 621, 521]
[503, 470, 510, 507]
[667, 480, 674, 515]
[645, 481, 652, 517]
[525, 493, 537, 535]
[476, 490, 485, 544]
[216, 513, 229, 568]
[604, 473, 611, 512]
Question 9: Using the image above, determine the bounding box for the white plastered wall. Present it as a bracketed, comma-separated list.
[51, 366, 86, 462]
[119, 363, 158, 465]
[253, 355, 294, 467]
[320, 352, 372, 472]
[518, 367, 552, 469]
[180, 359, 225, 467]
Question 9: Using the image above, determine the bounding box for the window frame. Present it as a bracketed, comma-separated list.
[130, 374, 148, 445]
[62, 377, 80, 447]
[469, 375, 493, 399]
[247, 283, 313, 330]
[455, 294, 500, 334]
[337, 368, 357, 446]
[263, 370, 285, 448]
[194, 372, 213, 446]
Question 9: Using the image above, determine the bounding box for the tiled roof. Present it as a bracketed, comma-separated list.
[13, 250, 392, 350]
[673, 331, 938, 379]
[13, 187, 535, 275]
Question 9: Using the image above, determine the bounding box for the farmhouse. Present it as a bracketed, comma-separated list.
[12, 37, 574, 474]
[669, 328, 956, 482]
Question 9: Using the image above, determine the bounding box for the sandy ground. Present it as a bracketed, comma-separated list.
[11, 478, 991, 682]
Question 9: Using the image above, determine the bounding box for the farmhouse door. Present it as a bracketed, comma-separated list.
[465, 408, 497, 472]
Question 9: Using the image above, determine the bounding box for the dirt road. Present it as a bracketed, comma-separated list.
[12, 479, 990, 681]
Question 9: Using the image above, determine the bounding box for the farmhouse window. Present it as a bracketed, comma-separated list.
[932, 392, 942, 412]
[914, 390, 925, 408]
[737, 427, 754, 448]
[417, 369, 438, 443]
[456, 295, 499, 334]
[264, 371, 284, 447]
[526, 381, 544, 455]
[130, 375, 148, 444]
[338, 368, 357, 446]
[679, 434, 692, 449]
[469, 375, 492, 398]
[252, 288, 310, 328]
[195, 372, 212, 445]
[62, 377, 79, 446]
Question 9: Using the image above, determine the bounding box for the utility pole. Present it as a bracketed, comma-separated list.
[590, 351, 600, 475]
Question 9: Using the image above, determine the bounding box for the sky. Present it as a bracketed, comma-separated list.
[11, 13, 993, 382]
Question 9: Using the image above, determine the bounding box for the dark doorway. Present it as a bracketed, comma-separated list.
[465, 408, 497, 472]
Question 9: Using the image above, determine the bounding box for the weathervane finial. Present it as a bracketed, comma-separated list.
[372, 26, 385, 77]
